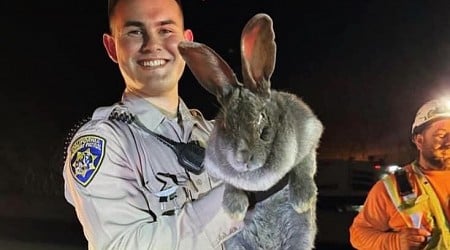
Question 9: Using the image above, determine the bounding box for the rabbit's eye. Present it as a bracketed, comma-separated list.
[260, 126, 272, 141]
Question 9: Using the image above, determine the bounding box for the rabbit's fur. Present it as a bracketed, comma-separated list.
[178, 13, 323, 250]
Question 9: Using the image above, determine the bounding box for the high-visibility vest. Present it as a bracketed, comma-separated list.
[382, 162, 450, 249]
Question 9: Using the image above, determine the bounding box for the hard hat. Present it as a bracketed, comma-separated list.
[411, 98, 450, 134]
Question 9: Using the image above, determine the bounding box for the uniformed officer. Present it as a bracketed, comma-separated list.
[63, 0, 244, 249]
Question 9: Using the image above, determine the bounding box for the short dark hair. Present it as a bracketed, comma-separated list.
[108, 0, 183, 18]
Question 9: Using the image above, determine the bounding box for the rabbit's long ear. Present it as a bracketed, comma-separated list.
[241, 13, 276, 98]
[178, 41, 240, 100]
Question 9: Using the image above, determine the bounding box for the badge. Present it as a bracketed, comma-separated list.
[69, 135, 106, 186]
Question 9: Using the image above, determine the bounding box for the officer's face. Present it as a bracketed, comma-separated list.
[103, 0, 193, 97]
[415, 118, 450, 170]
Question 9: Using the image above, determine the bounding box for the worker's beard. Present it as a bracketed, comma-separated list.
[421, 145, 450, 170]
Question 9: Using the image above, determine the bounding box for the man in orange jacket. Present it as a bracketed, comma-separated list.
[349, 97, 450, 250]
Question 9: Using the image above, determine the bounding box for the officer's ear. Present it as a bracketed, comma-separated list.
[103, 33, 118, 63]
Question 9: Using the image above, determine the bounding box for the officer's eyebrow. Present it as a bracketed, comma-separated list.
[124, 21, 144, 28]
[124, 19, 177, 28]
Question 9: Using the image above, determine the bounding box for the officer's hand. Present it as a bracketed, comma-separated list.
[398, 227, 431, 250]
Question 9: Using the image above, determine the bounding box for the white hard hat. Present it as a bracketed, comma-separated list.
[411, 98, 450, 134]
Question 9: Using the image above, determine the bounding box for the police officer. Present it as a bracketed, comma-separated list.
[63, 0, 244, 249]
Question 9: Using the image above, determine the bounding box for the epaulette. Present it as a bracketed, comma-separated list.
[62, 116, 92, 164]
[108, 105, 135, 124]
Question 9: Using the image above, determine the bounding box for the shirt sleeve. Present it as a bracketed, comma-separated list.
[63, 122, 243, 250]
[349, 180, 402, 250]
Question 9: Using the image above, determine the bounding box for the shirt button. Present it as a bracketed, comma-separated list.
[196, 179, 202, 186]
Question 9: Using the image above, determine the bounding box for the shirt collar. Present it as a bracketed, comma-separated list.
[121, 91, 198, 131]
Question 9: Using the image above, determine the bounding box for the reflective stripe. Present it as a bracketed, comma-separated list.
[382, 175, 414, 228]
[383, 163, 450, 249]
[382, 175, 402, 209]
[411, 163, 450, 249]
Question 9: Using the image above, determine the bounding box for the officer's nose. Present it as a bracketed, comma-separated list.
[141, 34, 162, 53]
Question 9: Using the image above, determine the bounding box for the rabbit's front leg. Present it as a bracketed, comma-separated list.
[223, 184, 249, 221]
[289, 151, 318, 213]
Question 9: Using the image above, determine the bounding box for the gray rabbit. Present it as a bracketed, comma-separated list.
[178, 13, 324, 250]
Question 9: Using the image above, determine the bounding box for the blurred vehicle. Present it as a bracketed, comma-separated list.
[315, 158, 387, 208]
[314, 158, 392, 249]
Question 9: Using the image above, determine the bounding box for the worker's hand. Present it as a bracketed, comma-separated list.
[398, 227, 431, 249]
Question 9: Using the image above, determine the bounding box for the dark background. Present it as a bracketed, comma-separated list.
[4, 1, 450, 170]
[0, 0, 449, 248]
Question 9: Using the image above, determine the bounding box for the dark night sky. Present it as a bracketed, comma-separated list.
[2, 0, 450, 167]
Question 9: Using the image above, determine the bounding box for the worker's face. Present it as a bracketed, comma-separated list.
[103, 0, 193, 97]
[414, 118, 450, 170]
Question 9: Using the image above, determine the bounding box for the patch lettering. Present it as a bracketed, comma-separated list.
[69, 135, 106, 186]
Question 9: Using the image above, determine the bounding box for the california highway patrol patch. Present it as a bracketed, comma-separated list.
[69, 135, 106, 186]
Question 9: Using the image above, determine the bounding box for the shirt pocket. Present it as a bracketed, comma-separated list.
[144, 172, 192, 217]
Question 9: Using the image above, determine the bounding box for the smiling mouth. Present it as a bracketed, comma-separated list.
[139, 59, 167, 67]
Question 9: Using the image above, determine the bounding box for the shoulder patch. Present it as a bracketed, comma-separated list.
[69, 135, 106, 187]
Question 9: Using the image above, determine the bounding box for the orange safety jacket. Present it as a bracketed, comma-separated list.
[349, 162, 450, 250]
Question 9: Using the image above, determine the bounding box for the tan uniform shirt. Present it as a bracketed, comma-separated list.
[63, 92, 243, 250]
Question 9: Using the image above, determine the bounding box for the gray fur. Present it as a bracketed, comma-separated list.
[179, 13, 323, 250]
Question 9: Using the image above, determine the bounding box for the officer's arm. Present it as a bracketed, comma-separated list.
[63, 125, 243, 249]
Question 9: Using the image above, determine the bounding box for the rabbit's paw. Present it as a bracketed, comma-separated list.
[223, 185, 249, 221]
[291, 195, 315, 213]
[290, 187, 316, 213]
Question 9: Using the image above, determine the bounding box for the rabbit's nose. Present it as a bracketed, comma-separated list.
[236, 149, 250, 164]
[236, 140, 251, 164]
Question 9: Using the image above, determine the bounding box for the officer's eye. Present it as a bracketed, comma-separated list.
[127, 29, 144, 37]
